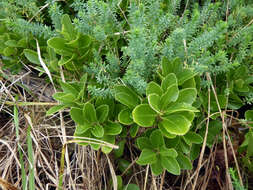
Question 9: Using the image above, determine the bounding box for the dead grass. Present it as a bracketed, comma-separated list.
[0, 67, 251, 190]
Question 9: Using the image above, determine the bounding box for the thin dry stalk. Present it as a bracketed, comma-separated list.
[192, 73, 211, 190]
[206, 73, 233, 190]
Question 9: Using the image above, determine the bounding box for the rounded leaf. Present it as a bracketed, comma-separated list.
[118, 108, 133, 125]
[161, 114, 191, 135]
[148, 94, 161, 113]
[146, 82, 163, 96]
[104, 121, 122, 135]
[91, 124, 104, 137]
[132, 104, 157, 127]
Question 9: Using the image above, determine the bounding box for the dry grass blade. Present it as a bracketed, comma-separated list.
[106, 154, 117, 190]
[0, 178, 19, 190]
[206, 73, 234, 189]
[36, 39, 55, 89]
[192, 73, 211, 190]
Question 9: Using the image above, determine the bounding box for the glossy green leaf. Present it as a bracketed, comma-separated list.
[183, 132, 203, 144]
[104, 121, 122, 135]
[132, 104, 157, 127]
[158, 123, 177, 138]
[160, 85, 179, 109]
[177, 152, 192, 170]
[150, 130, 164, 148]
[161, 156, 180, 175]
[176, 88, 197, 105]
[136, 149, 157, 165]
[164, 103, 198, 115]
[148, 94, 161, 113]
[83, 103, 97, 123]
[159, 147, 178, 158]
[161, 73, 177, 92]
[114, 85, 141, 109]
[96, 104, 109, 123]
[161, 114, 191, 135]
[180, 112, 195, 122]
[24, 49, 40, 65]
[118, 108, 133, 125]
[146, 82, 163, 96]
[91, 124, 104, 137]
